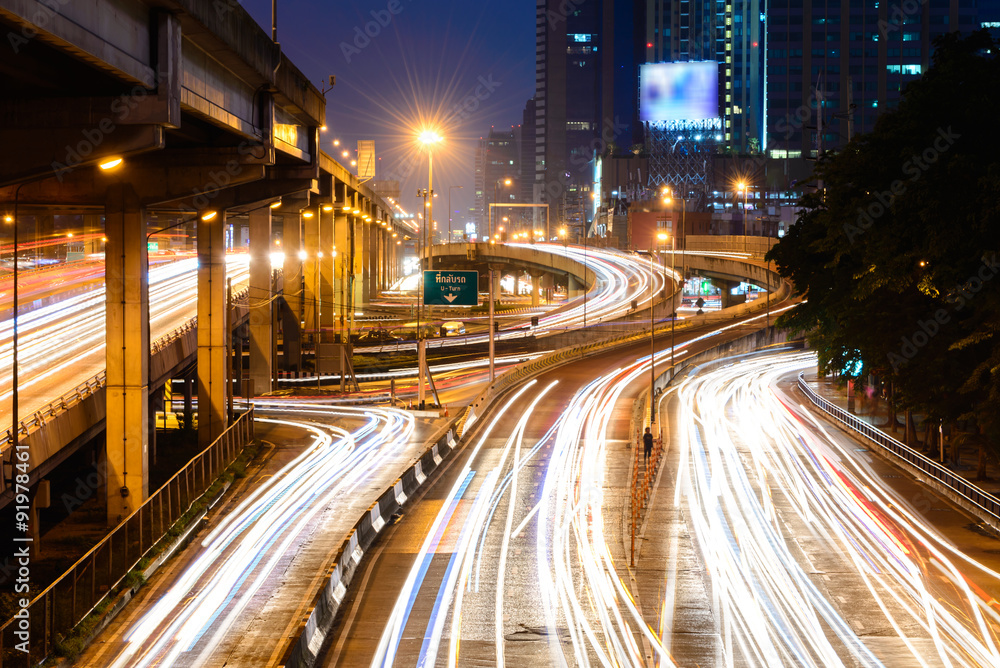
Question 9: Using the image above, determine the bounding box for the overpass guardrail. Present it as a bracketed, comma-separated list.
[796, 372, 1000, 530]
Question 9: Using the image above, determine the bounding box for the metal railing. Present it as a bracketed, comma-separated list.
[0, 287, 249, 451]
[796, 372, 1000, 526]
[0, 409, 255, 666]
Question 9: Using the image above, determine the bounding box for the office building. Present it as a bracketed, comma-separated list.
[533, 0, 642, 233]
[474, 128, 519, 236]
[766, 0, 979, 159]
[643, 0, 766, 153]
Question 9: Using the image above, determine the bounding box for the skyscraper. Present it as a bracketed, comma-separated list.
[643, 0, 766, 153]
[766, 0, 979, 159]
[474, 128, 519, 235]
[533, 0, 642, 233]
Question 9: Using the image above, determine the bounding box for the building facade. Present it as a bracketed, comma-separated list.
[766, 0, 979, 159]
[474, 128, 520, 236]
[643, 0, 766, 153]
[533, 0, 642, 234]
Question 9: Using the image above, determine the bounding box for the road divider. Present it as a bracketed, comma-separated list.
[281, 418, 460, 668]
[797, 372, 1000, 533]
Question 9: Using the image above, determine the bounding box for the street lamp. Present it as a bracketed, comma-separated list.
[736, 181, 749, 252]
[416, 129, 442, 409]
[658, 231, 676, 369]
[490, 178, 512, 240]
[448, 185, 463, 243]
[649, 242, 657, 427]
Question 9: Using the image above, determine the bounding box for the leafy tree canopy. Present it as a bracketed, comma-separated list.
[768, 30, 1000, 433]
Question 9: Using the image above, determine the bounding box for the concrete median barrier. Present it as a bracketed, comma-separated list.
[281, 419, 459, 668]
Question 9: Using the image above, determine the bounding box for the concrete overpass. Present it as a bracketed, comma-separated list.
[424, 242, 598, 307]
[423, 241, 781, 313]
[0, 0, 410, 523]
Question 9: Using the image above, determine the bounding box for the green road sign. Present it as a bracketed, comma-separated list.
[423, 270, 479, 306]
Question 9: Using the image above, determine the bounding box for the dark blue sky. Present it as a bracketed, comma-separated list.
[242, 0, 536, 222]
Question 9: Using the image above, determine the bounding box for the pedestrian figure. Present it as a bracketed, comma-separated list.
[643, 427, 654, 464]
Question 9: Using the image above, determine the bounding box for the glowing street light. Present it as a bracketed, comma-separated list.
[99, 157, 123, 170]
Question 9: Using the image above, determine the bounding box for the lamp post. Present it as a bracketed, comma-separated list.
[448, 185, 462, 244]
[416, 130, 442, 409]
[661, 194, 678, 368]
[737, 181, 749, 253]
[649, 246, 656, 428]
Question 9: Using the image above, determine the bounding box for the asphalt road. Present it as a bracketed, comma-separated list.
[74, 404, 447, 668]
[320, 312, 774, 667]
[321, 342, 1000, 668]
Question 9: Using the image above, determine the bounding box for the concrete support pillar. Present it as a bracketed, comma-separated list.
[352, 218, 364, 310]
[197, 213, 227, 447]
[386, 232, 403, 285]
[104, 183, 149, 525]
[184, 374, 193, 430]
[248, 208, 272, 396]
[37, 213, 54, 261]
[302, 210, 319, 341]
[568, 274, 583, 299]
[361, 221, 372, 304]
[334, 212, 350, 340]
[492, 269, 501, 301]
[530, 272, 542, 308]
[84, 213, 103, 254]
[320, 208, 335, 339]
[713, 279, 745, 308]
[374, 226, 383, 293]
[282, 214, 303, 368]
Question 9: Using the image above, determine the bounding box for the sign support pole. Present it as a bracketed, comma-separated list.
[417, 338, 426, 409]
[489, 267, 496, 383]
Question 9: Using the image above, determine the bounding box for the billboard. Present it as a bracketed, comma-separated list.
[639, 62, 719, 123]
[357, 140, 376, 180]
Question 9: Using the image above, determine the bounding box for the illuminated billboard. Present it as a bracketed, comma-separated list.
[639, 62, 719, 123]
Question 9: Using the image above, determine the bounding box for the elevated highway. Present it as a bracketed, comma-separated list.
[0, 0, 408, 523]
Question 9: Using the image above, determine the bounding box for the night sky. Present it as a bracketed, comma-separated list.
[242, 0, 536, 224]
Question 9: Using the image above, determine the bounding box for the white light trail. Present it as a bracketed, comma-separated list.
[107, 403, 414, 668]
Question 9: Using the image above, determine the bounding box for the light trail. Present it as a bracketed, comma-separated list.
[104, 403, 414, 668]
[666, 351, 1000, 666]
[369, 380, 540, 667]
[357, 243, 679, 353]
[0, 255, 250, 433]
[364, 312, 802, 667]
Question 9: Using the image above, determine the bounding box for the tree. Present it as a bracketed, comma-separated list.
[769, 30, 1000, 449]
